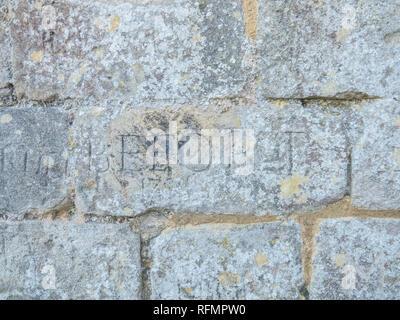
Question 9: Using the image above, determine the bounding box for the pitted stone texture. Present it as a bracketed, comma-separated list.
[73, 102, 347, 216]
[310, 218, 400, 300]
[9, 0, 247, 102]
[257, 0, 400, 99]
[0, 221, 141, 299]
[149, 221, 303, 299]
[0, 107, 70, 216]
[352, 99, 400, 210]
[0, 2, 12, 102]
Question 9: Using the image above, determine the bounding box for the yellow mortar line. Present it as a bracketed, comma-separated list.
[15, 195, 400, 288]
[167, 212, 278, 228]
[163, 197, 400, 287]
[291, 196, 400, 285]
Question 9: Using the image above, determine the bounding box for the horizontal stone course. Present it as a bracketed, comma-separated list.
[0, 220, 141, 299]
[310, 218, 400, 300]
[72, 102, 348, 216]
[149, 221, 304, 299]
[0, 107, 71, 217]
[257, 0, 400, 99]
[9, 0, 248, 102]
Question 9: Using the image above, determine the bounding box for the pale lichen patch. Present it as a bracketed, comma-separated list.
[332, 253, 345, 267]
[218, 271, 241, 286]
[280, 174, 310, 200]
[30, 50, 43, 63]
[308, 0, 323, 8]
[321, 80, 337, 96]
[254, 252, 268, 266]
[274, 100, 287, 110]
[336, 27, 351, 42]
[69, 127, 75, 150]
[42, 156, 55, 168]
[393, 148, 400, 167]
[0, 114, 12, 124]
[106, 15, 120, 32]
[34, 1, 43, 11]
[184, 287, 192, 294]
[93, 17, 103, 27]
[93, 47, 105, 60]
[92, 107, 103, 117]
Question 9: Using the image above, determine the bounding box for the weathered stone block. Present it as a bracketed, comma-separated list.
[149, 221, 303, 299]
[73, 102, 348, 216]
[0, 107, 70, 216]
[257, 0, 400, 99]
[351, 99, 400, 210]
[9, 0, 247, 102]
[0, 220, 141, 299]
[0, 2, 12, 103]
[310, 218, 400, 300]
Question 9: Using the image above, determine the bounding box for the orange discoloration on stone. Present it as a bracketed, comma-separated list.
[184, 287, 192, 294]
[242, 0, 258, 40]
[107, 15, 120, 32]
[218, 271, 240, 286]
[254, 253, 268, 266]
[30, 50, 43, 63]
[280, 174, 309, 200]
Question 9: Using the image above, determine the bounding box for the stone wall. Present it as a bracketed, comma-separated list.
[1, 0, 400, 299]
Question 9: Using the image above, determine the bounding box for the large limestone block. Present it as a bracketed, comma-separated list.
[351, 99, 400, 209]
[72, 102, 348, 216]
[310, 218, 400, 300]
[9, 0, 248, 102]
[257, 0, 400, 99]
[0, 107, 70, 216]
[149, 221, 304, 299]
[0, 220, 141, 299]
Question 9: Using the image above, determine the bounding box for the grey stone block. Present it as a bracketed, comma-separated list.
[0, 2, 12, 102]
[149, 221, 304, 299]
[310, 218, 400, 300]
[257, 0, 400, 99]
[0, 220, 141, 299]
[72, 102, 348, 216]
[9, 0, 247, 102]
[351, 99, 400, 210]
[0, 107, 70, 216]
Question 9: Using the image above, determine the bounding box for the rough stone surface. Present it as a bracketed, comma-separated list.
[149, 221, 303, 299]
[257, 0, 400, 99]
[0, 107, 70, 216]
[310, 218, 400, 300]
[2, 0, 400, 301]
[0, 2, 13, 103]
[0, 220, 141, 299]
[72, 102, 348, 216]
[352, 99, 400, 210]
[9, 0, 248, 102]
